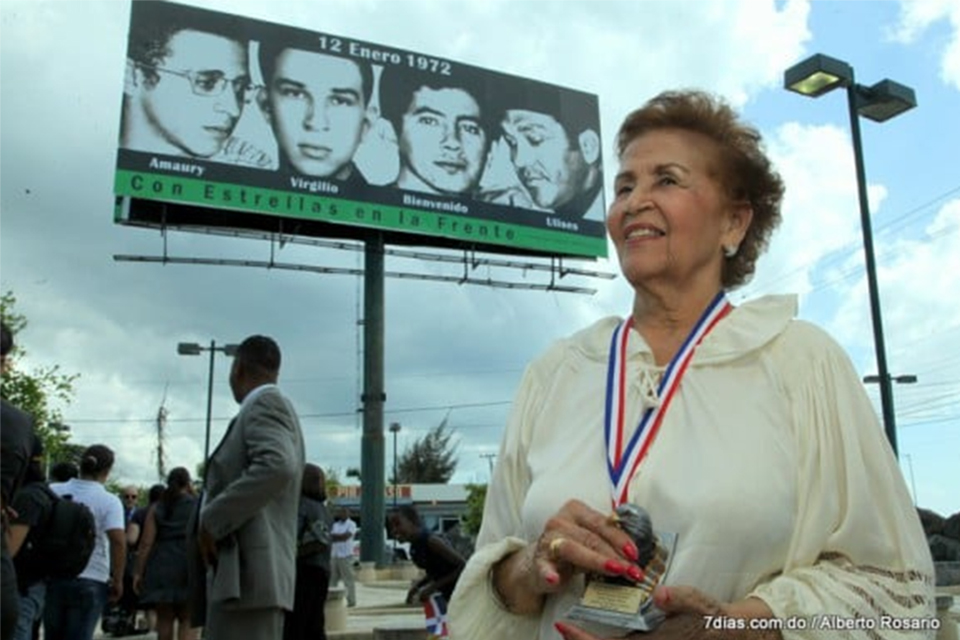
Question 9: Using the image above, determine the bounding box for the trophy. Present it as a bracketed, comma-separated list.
[565, 504, 676, 633]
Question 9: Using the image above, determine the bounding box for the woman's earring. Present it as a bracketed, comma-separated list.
[723, 245, 738, 258]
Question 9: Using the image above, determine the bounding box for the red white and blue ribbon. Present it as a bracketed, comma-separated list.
[605, 291, 732, 507]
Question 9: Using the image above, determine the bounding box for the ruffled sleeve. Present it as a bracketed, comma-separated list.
[448, 359, 548, 639]
[749, 322, 936, 639]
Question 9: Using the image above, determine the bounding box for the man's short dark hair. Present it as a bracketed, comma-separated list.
[50, 461, 79, 483]
[393, 504, 421, 526]
[236, 335, 281, 375]
[379, 67, 493, 140]
[493, 80, 600, 144]
[0, 321, 13, 357]
[257, 36, 374, 106]
[127, 1, 248, 70]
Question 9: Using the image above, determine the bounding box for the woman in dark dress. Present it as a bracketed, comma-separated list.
[133, 467, 198, 640]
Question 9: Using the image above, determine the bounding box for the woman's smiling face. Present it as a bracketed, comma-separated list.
[607, 127, 751, 291]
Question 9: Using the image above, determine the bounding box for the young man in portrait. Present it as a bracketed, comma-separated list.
[379, 68, 492, 197]
[120, 2, 270, 168]
[257, 40, 374, 186]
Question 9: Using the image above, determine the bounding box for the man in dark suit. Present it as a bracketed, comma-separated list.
[196, 335, 305, 639]
[1, 322, 36, 637]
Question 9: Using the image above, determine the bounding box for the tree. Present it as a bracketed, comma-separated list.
[324, 466, 342, 498]
[1, 291, 78, 464]
[463, 483, 487, 536]
[394, 417, 458, 484]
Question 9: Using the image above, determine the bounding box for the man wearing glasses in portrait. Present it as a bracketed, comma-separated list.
[120, 2, 271, 168]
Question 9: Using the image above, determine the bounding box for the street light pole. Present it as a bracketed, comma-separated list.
[389, 422, 401, 510]
[204, 340, 216, 465]
[388, 421, 401, 561]
[177, 340, 239, 466]
[784, 53, 917, 457]
[845, 81, 899, 457]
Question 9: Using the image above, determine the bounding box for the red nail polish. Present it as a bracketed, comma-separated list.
[604, 560, 626, 575]
[545, 571, 559, 585]
[627, 566, 645, 582]
[623, 542, 639, 562]
[554, 622, 570, 637]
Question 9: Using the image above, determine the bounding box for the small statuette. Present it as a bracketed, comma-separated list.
[564, 504, 677, 634]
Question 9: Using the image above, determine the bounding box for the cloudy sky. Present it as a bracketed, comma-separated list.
[2, 0, 958, 518]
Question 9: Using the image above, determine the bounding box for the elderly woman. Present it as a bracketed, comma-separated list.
[448, 90, 935, 640]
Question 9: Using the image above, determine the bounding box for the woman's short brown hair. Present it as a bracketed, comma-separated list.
[615, 90, 785, 288]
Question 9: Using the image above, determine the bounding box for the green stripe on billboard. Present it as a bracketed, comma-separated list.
[115, 171, 605, 258]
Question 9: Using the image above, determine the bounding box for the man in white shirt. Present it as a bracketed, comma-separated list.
[329, 507, 357, 607]
[45, 445, 125, 640]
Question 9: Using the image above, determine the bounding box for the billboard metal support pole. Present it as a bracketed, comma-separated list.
[360, 231, 387, 567]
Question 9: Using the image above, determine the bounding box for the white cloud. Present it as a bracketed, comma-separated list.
[891, 0, 960, 91]
[741, 122, 865, 302]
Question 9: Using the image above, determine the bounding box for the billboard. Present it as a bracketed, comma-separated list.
[114, 1, 606, 259]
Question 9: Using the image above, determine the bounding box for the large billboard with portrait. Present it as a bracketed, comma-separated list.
[114, 2, 606, 258]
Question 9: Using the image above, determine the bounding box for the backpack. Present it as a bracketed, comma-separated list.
[20, 484, 97, 580]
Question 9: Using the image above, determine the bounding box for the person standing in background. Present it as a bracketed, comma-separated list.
[328, 507, 357, 608]
[193, 335, 305, 640]
[44, 445, 125, 640]
[284, 463, 333, 640]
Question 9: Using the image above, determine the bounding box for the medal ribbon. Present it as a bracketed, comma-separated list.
[604, 291, 732, 506]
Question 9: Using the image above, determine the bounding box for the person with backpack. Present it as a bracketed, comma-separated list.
[7, 438, 53, 640]
[132, 467, 198, 640]
[1, 321, 38, 638]
[43, 444, 126, 640]
[283, 463, 332, 640]
[8, 439, 96, 640]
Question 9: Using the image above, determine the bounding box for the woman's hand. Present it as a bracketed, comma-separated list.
[554, 586, 781, 640]
[492, 500, 644, 614]
[132, 573, 142, 595]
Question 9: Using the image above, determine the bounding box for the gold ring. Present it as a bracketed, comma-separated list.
[548, 537, 565, 560]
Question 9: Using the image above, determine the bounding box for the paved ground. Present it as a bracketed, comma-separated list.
[87, 581, 960, 640]
[91, 580, 423, 640]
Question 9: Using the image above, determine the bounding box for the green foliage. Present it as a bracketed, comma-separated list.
[1, 291, 79, 465]
[324, 466, 341, 498]
[463, 483, 487, 536]
[394, 417, 458, 484]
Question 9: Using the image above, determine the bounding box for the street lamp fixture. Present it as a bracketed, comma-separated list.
[784, 53, 853, 96]
[784, 53, 917, 457]
[864, 374, 918, 385]
[177, 340, 240, 465]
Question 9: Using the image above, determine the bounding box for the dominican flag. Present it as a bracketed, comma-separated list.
[424, 592, 449, 638]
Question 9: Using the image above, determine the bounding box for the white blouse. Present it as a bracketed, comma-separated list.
[448, 295, 935, 640]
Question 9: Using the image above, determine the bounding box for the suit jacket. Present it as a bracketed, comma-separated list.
[197, 386, 305, 613]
